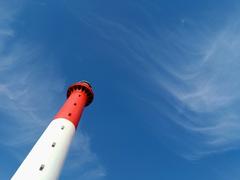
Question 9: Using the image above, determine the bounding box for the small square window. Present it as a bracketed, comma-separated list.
[52, 142, 56, 147]
[39, 164, 45, 171]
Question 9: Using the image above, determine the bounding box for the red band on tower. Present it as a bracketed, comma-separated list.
[54, 81, 94, 128]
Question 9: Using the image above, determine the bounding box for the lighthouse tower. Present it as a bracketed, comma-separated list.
[11, 81, 94, 180]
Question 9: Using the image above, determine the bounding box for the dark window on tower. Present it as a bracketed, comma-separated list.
[52, 142, 56, 147]
[39, 164, 45, 171]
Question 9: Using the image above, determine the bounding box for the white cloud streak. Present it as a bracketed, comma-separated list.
[148, 20, 240, 159]
[87, 11, 240, 159]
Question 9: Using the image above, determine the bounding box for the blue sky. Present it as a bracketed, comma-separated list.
[1, 0, 240, 179]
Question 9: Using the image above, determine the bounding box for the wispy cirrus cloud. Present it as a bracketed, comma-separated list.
[83, 9, 240, 159]
[142, 19, 240, 159]
[0, 1, 105, 179]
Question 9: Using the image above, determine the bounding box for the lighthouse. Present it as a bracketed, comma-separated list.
[11, 81, 94, 180]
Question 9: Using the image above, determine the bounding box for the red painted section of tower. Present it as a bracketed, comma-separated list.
[54, 81, 94, 128]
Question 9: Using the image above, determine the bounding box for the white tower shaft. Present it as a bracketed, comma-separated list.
[12, 118, 75, 180]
